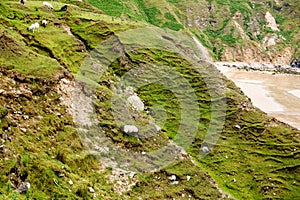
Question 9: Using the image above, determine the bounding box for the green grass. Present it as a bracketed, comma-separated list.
[85, 0, 299, 60]
[87, 0, 299, 60]
[0, 0, 299, 199]
[83, 30, 300, 199]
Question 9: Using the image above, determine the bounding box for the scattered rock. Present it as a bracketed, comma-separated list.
[121, 125, 139, 135]
[155, 125, 161, 132]
[234, 125, 241, 129]
[88, 187, 95, 193]
[61, 78, 70, 84]
[68, 180, 73, 185]
[17, 180, 30, 194]
[107, 168, 137, 195]
[262, 34, 278, 47]
[216, 62, 300, 74]
[20, 128, 26, 133]
[290, 57, 300, 68]
[265, 11, 279, 31]
[127, 94, 144, 111]
[94, 145, 109, 153]
[201, 146, 210, 153]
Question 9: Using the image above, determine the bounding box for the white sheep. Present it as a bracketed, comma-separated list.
[43, 2, 53, 9]
[41, 20, 47, 27]
[27, 22, 39, 33]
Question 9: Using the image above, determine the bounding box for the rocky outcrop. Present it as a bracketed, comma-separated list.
[215, 61, 300, 74]
[265, 11, 280, 31]
[222, 44, 293, 65]
[290, 57, 300, 68]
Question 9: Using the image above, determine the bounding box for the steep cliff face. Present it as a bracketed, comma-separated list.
[88, 0, 300, 64]
[217, 8, 295, 64]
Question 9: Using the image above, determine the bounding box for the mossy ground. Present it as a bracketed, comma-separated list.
[93, 41, 300, 199]
[0, 0, 299, 199]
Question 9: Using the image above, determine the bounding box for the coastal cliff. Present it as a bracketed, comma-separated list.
[0, 0, 299, 199]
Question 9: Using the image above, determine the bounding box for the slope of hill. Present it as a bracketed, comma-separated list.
[88, 0, 300, 63]
[0, 0, 299, 199]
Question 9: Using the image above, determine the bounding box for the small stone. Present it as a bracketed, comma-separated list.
[121, 125, 139, 135]
[129, 172, 135, 179]
[233, 178, 236, 182]
[234, 125, 241, 129]
[20, 128, 27, 133]
[17, 180, 30, 194]
[23, 115, 29, 120]
[141, 151, 146, 155]
[155, 125, 161, 132]
[37, 115, 43, 119]
[88, 187, 95, 193]
[68, 180, 73, 185]
[127, 94, 144, 111]
[201, 146, 210, 153]
[61, 78, 70, 84]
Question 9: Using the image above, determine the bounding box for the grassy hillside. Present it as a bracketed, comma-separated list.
[87, 0, 300, 61]
[0, 0, 299, 199]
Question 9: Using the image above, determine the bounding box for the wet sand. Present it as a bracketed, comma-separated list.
[217, 66, 300, 130]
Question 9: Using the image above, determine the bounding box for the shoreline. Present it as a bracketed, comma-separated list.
[215, 61, 300, 75]
[216, 63, 300, 130]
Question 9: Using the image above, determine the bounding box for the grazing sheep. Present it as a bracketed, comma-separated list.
[27, 22, 39, 33]
[20, 0, 26, 5]
[41, 20, 47, 27]
[43, 2, 53, 9]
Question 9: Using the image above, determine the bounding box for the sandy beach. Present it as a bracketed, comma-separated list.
[217, 66, 300, 130]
